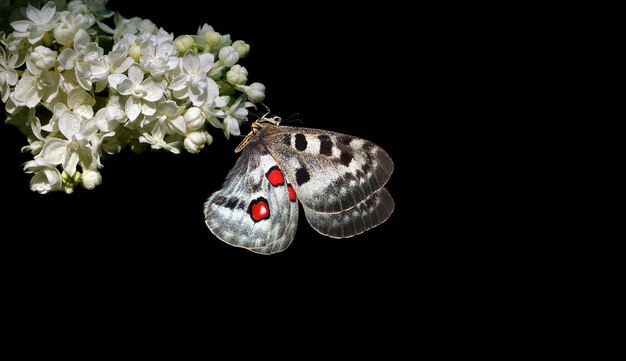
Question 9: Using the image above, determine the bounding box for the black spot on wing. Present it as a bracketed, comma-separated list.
[295, 167, 310, 186]
[295, 134, 307, 151]
[339, 135, 352, 146]
[340, 150, 353, 166]
[318, 134, 333, 156]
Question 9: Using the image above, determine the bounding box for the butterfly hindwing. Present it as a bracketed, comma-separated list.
[303, 187, 394, 238]
[204, 137, 298, 254]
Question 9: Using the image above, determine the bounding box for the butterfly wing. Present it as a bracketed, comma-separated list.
[204, 137, 299, 254]
[303, 187, 394, 238]
[261, 125, 394, 238]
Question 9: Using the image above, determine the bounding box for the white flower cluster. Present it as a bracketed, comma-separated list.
[0, 1, 265, 193]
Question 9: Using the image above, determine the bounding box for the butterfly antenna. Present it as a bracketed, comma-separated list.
[259, 102, 271, 119]
[281, 113, 302, 124]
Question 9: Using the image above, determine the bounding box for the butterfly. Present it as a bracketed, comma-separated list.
[204, 117, 394, 254]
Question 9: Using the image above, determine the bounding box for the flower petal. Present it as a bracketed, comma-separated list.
[116, 78, 135, 95]
[206, 78, 219, 99]
[74, 105, 94, 119]
[157, 100, 179, 116]
[64, 150, 79, 176]
[168, 74, 189, 92]
[127, 64, 144, 85]
[182, 50, 200, 73]
[41, 138, 68, 165]
[141, 81, 164, 102]
[74, 29, 90, 49]
[141, 101, 157, 116]
[25, 3, 41, 23]
[198, 53, 215, 73]
[67, 88, 87, 109]
[59, 112, 82, 139]
[38, 1, 57, 24]
[10, 20, 32, 33]
[170, 116, 186, 135]
[107, 73, 127, 90]
[125, 96, 141, 121]
[57, 48, 76, 69]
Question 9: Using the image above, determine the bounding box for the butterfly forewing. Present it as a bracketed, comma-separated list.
[261, 126, 394, 213]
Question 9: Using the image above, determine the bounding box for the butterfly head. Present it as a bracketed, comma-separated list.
[235, 116, 282, 153]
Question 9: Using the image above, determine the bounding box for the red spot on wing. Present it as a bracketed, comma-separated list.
[287, 184, 297, 202]
[216, 199, 224, 203]
[266, 166, 285, 186]
[249, 198, 270, 222]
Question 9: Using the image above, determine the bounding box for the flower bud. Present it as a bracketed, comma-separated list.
[218, 46, 239, 67]
[174, 35, 195, 53]
[81, 169, 102, 190]
[243, 82, 265, 103]
[232, 40, 250, 58]
[184, 131, 210, 154]
[29, 46, 56, 71]
[226, 64, 248, 85]
[129, 44, 142, 62]
[184, 107, 205, 130]
[204, 31, 222, 47]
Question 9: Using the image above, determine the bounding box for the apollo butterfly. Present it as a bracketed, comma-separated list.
[204, 117, 394, 254]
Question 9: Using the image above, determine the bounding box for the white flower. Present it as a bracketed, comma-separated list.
[53, 8, 97, 46]
[184, 131, 211, 154]
[199, 94, 230, 130]
[142, 100, 186, 136]
[94, 46, 134, 92]
[221, 95, 253, 138]
[22, 115, 46, 155]
[218, 46, 239, 67]
[41, 111, 100, 176]
[0, 32, 29, 63]
[94, 94, 127, 132]
[26, 45, 56, 74]
[113, 17, 159, 44]
[139, 38, 179, 76]
[104, 47, 134, 75]
[2, 5, 268, 194]
[43, 87, 95, 133]
[169, 50, 218, 106]
[81, 168, 102, 190]
[12, 69, 59, 108]
[108, 64, 164, 121]
[10, 2, 60, 44]
[138, 132, 181, 154]
[0, 45, 19, 102]
[69, 0, 114, 20]
[57, 29, 108, 90]
[24, 156, 63, 194]
[237, 82, 265, 103]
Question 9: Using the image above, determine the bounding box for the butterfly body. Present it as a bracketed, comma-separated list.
[204, 119, 394, 254]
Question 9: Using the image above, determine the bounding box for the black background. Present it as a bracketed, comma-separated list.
[0, 2, 413, 281]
